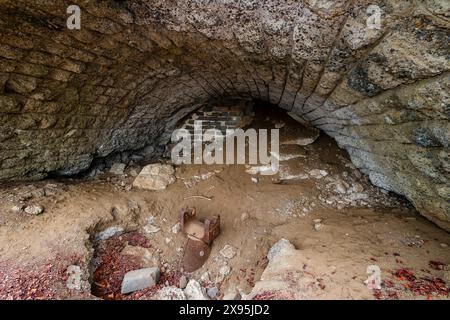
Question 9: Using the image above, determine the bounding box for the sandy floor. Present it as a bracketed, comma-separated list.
[0, 108, 449, 300]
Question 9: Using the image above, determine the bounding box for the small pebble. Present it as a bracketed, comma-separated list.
[179, 275, 187, 289]
[24, 205, 44, 215]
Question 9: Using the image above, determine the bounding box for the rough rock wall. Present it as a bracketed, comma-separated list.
[0, 0, 449, 229]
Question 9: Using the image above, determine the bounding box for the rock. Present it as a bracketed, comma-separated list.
[171, 222, 181, 234]
[222, 286, 241, 300]
[245, 165, 275, 175]
[314, 222, 323, 231]
[333, 179, 349, 194]
[207, 286, 219, 299]
[347, 193, 369, 201]
[179, 275, 187, 289]
[351, 183, 364, 193]
[440, 243, 448, 248]
[184, 279, 209, 300]
[241, 212, 250, 221]
[132, 164, 176, 190]
[200, 272, 210, 282]
[121, 267, 160, 294]
[129, 169, 139, 177]
[365, 265, 382, 290]
[251, 177, 258, 183]
[143, 224, 160, 234]
[10, 204, 24, 214]
[96, 226, 124, 241]
[24, 204, 44, 215]
[155, 286, 186, 300]
[110, 163, 126, 175]
[220, 245, 237, 259]
[219, 265, 231, 276]
[281, 127, 320, 146]
[165, 237, 172, 244]
[267, 238, 295, 262]
[66, 265, 82, 291]
[18, 191, 33, 201]
[309, 169, 329, 179]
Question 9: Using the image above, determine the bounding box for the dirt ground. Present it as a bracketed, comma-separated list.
[0, 107, 449, 300]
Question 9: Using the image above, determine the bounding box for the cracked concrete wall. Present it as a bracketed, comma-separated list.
[0, 0, 449, 229]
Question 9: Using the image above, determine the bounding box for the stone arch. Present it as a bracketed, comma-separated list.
[0, 0, 449, 229]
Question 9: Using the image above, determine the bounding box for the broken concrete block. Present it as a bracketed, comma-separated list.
[121, 267, 160, 294]
[132, 164, 176, 190]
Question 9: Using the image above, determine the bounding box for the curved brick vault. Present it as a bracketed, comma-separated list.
[0, 1, 449, 229]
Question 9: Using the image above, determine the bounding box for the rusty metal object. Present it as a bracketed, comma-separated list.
[179, 207, 220, 272]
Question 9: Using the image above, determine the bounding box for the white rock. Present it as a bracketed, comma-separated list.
[96, 226, 124, 241]
[220, 245, 237, 259]
[267, 238, 295, 261]
[179, 275, 188, 289]
[333, 179, 349, 194]
[245, 165, 275, 175]
[184, 279, 209, 300]
[66, 265, 82, 291]
[155, 286, 186, 300]
[241, 212, 250, 221]
[110, 163, 126, 175]
[171, 222, 181, 234]
[24, 205, 44, 215]
[309, 169, 328, 179]
[143, 224, 160, 234]
[10, 205, 24, 214]
[121, 267, 160, 294]
[200, 272, 210, 282]
[132, 164, 176, 190]
[347, 193, 369, 201]
[207, 286, 219, 299]
[219, 265, 231, 276]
